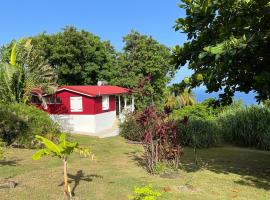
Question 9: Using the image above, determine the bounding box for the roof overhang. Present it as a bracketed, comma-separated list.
[31, 85, 131, 97]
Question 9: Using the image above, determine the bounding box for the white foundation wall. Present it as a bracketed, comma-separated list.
[95, 111, 116, 133]
[50, 111, 117, 135]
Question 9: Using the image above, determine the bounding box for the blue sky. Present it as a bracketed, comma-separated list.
[0, 0, 191, 82]
[0, 0, 256, 103]
[0, 0, 186, 50]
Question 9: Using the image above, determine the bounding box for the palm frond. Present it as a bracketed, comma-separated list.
[178, 88, 196, 108]
[9, 43, 17, 66]
[0, 39, 58, 103]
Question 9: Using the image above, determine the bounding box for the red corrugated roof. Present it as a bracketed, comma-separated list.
[32, 85, 130, 97]
[59, 85, 130, 97]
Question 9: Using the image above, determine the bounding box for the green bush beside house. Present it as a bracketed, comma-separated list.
[120, 113, 144, 142]
[0, 103, 60, 147]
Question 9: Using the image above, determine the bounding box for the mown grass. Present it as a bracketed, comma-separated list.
[0, 135, 269, 200]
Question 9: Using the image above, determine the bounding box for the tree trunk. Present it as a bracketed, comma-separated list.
[63, 157, 72, 199]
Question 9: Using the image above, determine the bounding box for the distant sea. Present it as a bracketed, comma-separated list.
[194, 88, 257, 105]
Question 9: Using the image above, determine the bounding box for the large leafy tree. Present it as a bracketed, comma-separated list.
[111, 30, 175, 109]
[1, 26, 117, 85]
[173, 0, 270, 104]
[32, 26, 117, 85]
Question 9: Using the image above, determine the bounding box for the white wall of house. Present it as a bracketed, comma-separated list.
[95, 111, 116, 132]
[50, 111, 117, 135]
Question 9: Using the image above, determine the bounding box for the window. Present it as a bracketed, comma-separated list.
[102, 96, 109, 110]
[70, 96, 83, 112]
[30, 95, 42, 104]
[44, 96, 62, 104]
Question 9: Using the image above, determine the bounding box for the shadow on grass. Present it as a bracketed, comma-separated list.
[58, 170, 103, 196]
[180, 147, 270, 190]
[125, 151, 147, 170]
[127, 147, 270, 190]
[0, 159, 21, 166]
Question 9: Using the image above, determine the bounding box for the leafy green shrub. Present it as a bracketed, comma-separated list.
[129, 185, 162, 200]
[218, 106, 270, 150]
[120, 113, 144, 142]
[177, 118, 221, 148]
[173, 99, 243, 120]
[0, 103, 60, 147]
[173, 104, 217, 120]
[0, 104, 28, 145]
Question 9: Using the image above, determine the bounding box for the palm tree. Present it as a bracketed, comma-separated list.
[178, 88, 196, 108]
[0, 39, 57, 103]
[165, 93, 179, 109]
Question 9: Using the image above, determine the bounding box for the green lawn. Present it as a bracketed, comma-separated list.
[0, 135, 269, 200]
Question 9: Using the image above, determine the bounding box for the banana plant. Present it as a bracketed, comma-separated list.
[0, 39, 57, 104]
[32, 134, 92, 199]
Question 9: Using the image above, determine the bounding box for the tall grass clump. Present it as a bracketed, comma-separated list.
[177, 118, 221, 148]
[173, 101, 223, 148]
[218, 106, 270, 150]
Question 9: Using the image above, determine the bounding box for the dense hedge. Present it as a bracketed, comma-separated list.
[0, 103, 60, 147]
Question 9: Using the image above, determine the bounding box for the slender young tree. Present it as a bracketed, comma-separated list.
[32, 134, 92, 199]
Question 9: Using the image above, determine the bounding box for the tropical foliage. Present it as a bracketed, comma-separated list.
[218, 105, 270, 150]
[121, 97, 270, 150]
[32, 134, 92, 199]
[173, 103, 218, 120]
[173, 0, 270, 104]
[0, 39, 57, 103]
[137, 106, 183, 174]
[178, 88, 196, 108]
[165, 88, 196, 109]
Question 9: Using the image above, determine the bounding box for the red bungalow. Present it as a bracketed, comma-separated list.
[31, 85, 133, 136]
